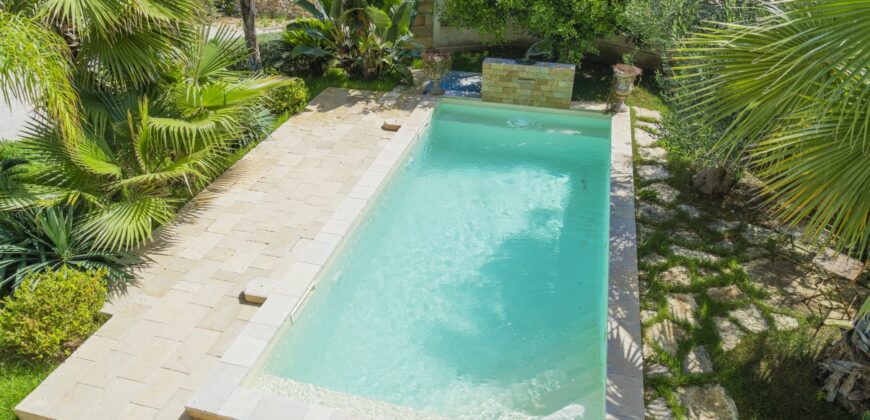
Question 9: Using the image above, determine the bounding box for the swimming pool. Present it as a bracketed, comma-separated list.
[247, 100, 612, 418]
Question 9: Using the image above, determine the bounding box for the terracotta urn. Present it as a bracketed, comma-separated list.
[611, 64, 642, 112]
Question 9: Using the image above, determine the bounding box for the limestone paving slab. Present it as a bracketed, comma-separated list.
[15, 88, 423, 420]
[633, 107, 662, 121]
[642, 182, 679, 203]
[634, 127, 657, 147]
[637, 164, 670, 181]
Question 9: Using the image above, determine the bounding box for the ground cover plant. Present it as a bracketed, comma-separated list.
[630, 106, 866, 419]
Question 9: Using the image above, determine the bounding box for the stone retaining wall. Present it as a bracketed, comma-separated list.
[481, 58, 575, 109]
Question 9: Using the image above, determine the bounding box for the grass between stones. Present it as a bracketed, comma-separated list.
[632, 108, 859, 419]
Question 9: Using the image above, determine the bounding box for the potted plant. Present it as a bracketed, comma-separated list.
[610, 63, 642, 112]
[422, 49, 451, 95]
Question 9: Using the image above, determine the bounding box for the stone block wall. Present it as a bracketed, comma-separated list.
[481, 58, 576, 109]
[411, 0, 436, 48]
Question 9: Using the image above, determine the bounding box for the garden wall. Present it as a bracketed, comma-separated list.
[481, 58, 575, 109]
[411, 0, 535, 49]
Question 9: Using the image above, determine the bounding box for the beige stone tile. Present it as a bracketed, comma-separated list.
[71, 335, 117, 362]
[154, 388, 192, 420]
[179, 354, 220, 392]
[197, 296, 243, 332]
[131, 368, 188, 409]
[79, 350, 135, 388]
[118, 337, 181, 383]
[78, 377, 144, 419]
[162, 327, 222, 374]
[15, 357, 94, 417]
[220, 242, 266, 273]
[46, 383, 104, 419]
[207, 319, 247, 357]
[188, 280, 235, 308]
[113, 318, 168, 355]
[117, 403, 159, 419]
[142, 290, 193, 324]
[154, 304, 210, 342]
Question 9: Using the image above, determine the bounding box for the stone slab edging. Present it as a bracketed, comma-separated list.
[602, 105, 644, 419]
[186, 99, 642, 420]
[184, 96, 440, 420]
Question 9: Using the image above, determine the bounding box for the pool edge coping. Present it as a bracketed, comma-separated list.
[603, 107, 644, 419]
[184, 99, 643, 420]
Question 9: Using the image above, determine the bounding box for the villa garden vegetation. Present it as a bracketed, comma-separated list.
[0, 0, 867, 418]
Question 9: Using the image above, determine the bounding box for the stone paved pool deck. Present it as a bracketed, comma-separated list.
[17, 90, 643, 420]
[15, 88, 422, 420]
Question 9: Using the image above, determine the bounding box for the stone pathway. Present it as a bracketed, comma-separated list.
[15, 88, 422, 420]
[631, 106, 868, 418]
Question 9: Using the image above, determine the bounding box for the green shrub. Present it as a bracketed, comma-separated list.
[0, 268, 107, 360]
[265, 77, 309, 116]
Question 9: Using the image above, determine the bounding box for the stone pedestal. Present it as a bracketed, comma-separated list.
[481, 58, 575, 109]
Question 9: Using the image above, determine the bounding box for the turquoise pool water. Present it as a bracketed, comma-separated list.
[254, 101, 612, 418]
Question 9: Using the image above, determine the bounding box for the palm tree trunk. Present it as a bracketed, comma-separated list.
[239, 0, 261, 71]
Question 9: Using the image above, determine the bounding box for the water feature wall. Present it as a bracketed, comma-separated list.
[481, 58, 575, 109]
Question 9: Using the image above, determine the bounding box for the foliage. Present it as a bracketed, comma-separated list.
[0, 12, 81, 147]
[213, 0, 239, 16]
[440, 0, 621, 64]
[272, 0, 419, 82]
[0, 25, 291, 251]
[0, 207, 134, 294]
[263, 17, 333, 74]
[265, 77, 309, 116]
[671, 0, 870, 256]
[621, 0, 762, 53]
[0, 268, 107, 360]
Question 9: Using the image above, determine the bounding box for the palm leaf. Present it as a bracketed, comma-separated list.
[672, 0, 870, 256]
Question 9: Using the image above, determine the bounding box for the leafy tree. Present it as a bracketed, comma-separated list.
[440, 0, 623, 64]
[621, 0, 761, 53]
[672, 0, 869, 257]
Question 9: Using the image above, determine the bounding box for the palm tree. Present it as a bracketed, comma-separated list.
[240, 0, 262, 70]
[1, 26, 291, 251]
[0, 0, 202, 144]
[0, 12, 81, 145]
[672, 0, 869, 259]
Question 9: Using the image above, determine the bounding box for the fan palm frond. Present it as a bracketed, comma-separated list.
[80, 194, 178, 251]
[672, 0, 870, 256]
[0, 12, 82, 144]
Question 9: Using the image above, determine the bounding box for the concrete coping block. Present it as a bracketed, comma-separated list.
[243, 277, 275, 305]
[250, 293, 298, 328]
[221, 334, 268, 368]
[382, 119, 402, 132]
[185, 363, 248, 417]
